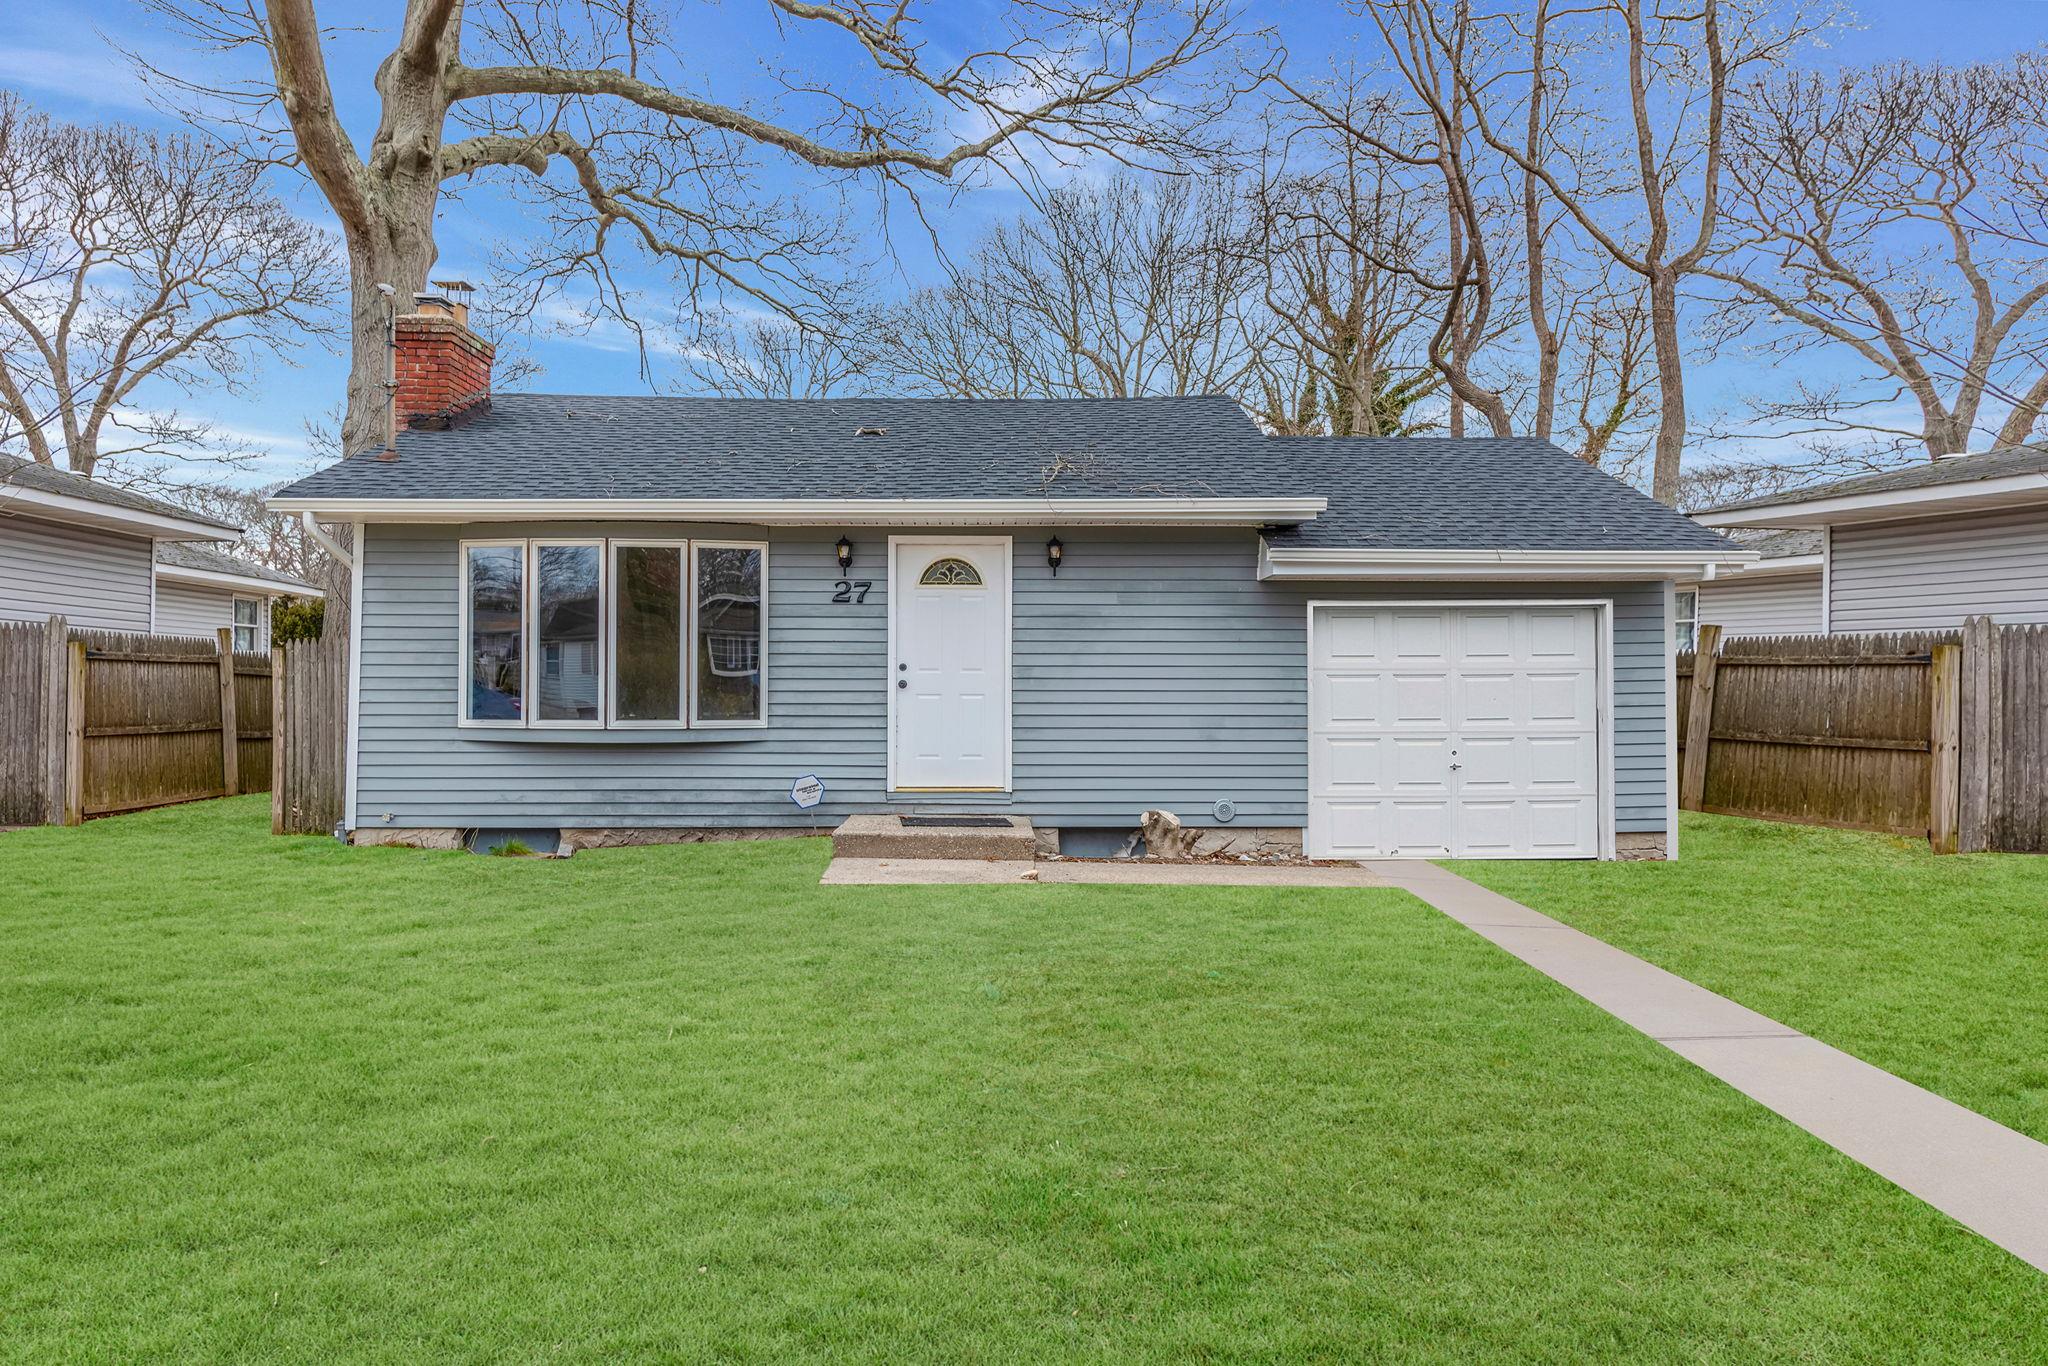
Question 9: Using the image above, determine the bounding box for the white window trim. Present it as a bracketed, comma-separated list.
[231, 595, 262, 653]
[689, 540, 769, 730]
[458, 536, 767, 732]
[527, 539, 607, 730]
[607, 539, 691, 730]
[458, 539, 529, 729]
[1674, 588, 1699, 652]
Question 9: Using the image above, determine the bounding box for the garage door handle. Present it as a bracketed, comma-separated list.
[1449, 763, 1462, 772]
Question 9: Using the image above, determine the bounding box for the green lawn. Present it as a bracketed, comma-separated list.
[1460, 814, 2048, 1148]
[1, 799, 2041, 1361]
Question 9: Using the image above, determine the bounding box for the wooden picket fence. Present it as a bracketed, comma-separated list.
[272, 631, 349, 835]
[1678, 617, 2047, 854]
[0, 616, 272, 824]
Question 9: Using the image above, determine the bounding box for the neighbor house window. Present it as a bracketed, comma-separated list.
[612, 543, 686, 725]
[533, 541, 603, 725]
[460, 537, 765, 730]
[231, 596, 261, 652]
[463, 543, 525, 723]
[692, 543, 764, 725]
[1675, 589, 1699, 651]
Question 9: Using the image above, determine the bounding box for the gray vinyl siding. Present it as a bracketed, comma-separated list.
[0, 513, 154, 632]
[152, 578, 269, 649]
[1693, 571, 1823, 638]
[1830, 507, 2048, 631]
[352, 523, 1670, 836]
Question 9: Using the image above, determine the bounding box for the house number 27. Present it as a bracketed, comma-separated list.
[831, 580, 872, 604]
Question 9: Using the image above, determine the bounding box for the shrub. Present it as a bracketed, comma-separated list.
[271, 594, 325, 643]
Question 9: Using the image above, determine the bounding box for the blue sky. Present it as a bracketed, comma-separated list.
[5, 0, 2046, 487]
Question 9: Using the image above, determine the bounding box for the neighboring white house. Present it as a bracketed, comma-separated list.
[1699, 443, 2048, 633]
[1674, 528, 1823, 647]
[1, 454, 319, 646]
[154, 542, 322, 652]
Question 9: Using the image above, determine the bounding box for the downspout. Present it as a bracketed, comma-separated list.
[302, 511, 354, 569]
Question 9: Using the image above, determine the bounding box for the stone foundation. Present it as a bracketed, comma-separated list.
[1613, 831, 1668, 861]
[561, 827, 815, 852]
[1187, 827, 1304, 859]
[350, 827, 465, 850]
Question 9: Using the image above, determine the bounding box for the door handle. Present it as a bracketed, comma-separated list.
[1449, 763, 1462, 772]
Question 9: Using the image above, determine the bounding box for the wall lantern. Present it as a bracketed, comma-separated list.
[836, 536, 854, 572]
[1046, 535, 1064, 576]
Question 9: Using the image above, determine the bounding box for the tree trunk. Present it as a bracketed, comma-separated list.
[1647, 266, 1686, 505]
[340, 230, 436, 458]
[1924, 409, 1972, 460]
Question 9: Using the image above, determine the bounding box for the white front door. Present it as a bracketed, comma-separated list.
[1308, 605, 1603, 859]
[891, 537, 1011, 790]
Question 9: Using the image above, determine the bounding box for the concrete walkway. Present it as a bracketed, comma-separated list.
[1367, 860, 2048, 1274]
[821, 857, 1390, 888]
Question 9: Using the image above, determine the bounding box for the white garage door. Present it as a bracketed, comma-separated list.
[1308, 605, 1603, 859]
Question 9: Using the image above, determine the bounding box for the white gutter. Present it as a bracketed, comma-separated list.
[1259, 543, 1757, 581]
[301, 511, 355, 569]
[0, 482, 239, 542]
[155, 562, 324, 598]
[265, 495, 1329, 528]
[1699, 470, 2048, 529]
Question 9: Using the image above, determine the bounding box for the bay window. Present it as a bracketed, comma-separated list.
[460, 536, 766, 730]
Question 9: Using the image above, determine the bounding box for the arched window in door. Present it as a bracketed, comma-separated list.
[919, 557, 983, 587]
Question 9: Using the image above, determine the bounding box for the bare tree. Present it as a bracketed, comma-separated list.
[1456, 0, 1829, 503]
[682, 315, 877, 399]
[138, 0, 1264, 457]
[1706, 55, 2048, 459]
[0, 92, 338, 477]
[1252, 92, 1441, 436]
[873, 174, 1270, 402]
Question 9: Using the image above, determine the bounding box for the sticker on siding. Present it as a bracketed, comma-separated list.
[790, 774, 826, 810]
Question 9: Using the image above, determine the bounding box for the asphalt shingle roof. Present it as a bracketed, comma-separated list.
[1259, 438, 1734, 552]
[1726, 527, 1824, 560]
[155, 541, 317, 591]
[0, 454, 240, 531]
[272, 394, 1727, 553]
[1708, 443, 2048, 515]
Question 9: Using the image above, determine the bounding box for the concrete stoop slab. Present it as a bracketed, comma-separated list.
[830, 814, 1036, 862]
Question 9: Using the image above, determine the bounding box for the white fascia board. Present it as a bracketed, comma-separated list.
[1259, 543, 1757, 581]
[0, 483, 240, 541]
[154, 563, 324, 597]
[1719, 553, 1822, 579]
[262, 495, 1328, 527]
[1698, 471, 2048, 529]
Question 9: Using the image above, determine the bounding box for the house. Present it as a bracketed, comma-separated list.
[154, 543, 322, 652]
[267, 297, 1748, 861]
[1675, 528, 1823, 646]
[0, 454, 320, 647]
[1698, 444, 2048, 632]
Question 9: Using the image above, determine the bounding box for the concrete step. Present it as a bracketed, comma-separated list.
[831, 813, 1036, 861]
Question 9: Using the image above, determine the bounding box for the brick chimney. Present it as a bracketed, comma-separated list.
[393, 289, 493, 429]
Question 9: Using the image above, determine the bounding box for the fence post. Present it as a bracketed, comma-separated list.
[1929, 642, 1962, 854]
[214, 627, 240, 798]
[63, 637, 86, 825]
[1959, 616, 1995, 853]
[271, 645, 286, 834]
[1680, 623, 1724, 811]
[42, 616, 68, 825]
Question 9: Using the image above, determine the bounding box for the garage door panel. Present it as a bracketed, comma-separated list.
[1458, 611, 1516, 661]
[1455, 672, 1516, 726]
[1309, 604, 1604, 860]
[1392, 673, 1451, 725]
[1528, 799, 1596, 854]
[1322, 736, 1387, 790]
[1315, 673, 1383, 728]
[1391, 736, 1454, 790]
[1527, 671, 1595, 726]
[1319, 610, 1382, 665]
[1527, 734, 1595, 789]
[1392, 612, 1446, 658]
[1391, 801, 1452, 854]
